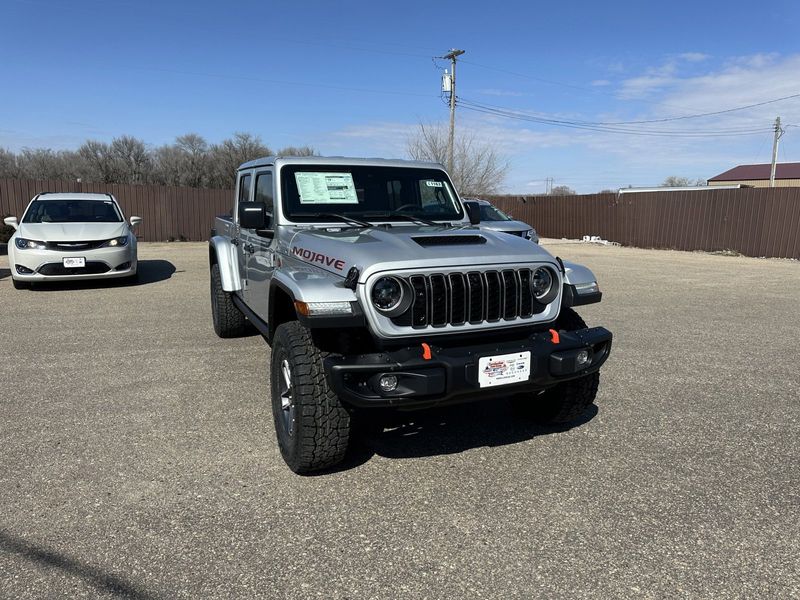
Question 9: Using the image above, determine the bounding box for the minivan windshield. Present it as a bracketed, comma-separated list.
[280, 165, 464, 223]
[22, 199, 123, 224]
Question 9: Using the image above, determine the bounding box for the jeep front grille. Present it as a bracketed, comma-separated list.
[393, 269, 546, 329]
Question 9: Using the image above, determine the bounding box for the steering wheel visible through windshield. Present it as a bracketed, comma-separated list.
[280, 165, 464, 223]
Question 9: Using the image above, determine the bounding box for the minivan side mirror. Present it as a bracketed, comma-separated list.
[238, 201, 268, 230]
[130, 216, 142, 227]
[3, 216, 18, 230]
[464, 203, 481, 225]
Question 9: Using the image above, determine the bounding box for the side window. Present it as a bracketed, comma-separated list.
[254, 171, 274, 226]
[238, 173, 252, 204]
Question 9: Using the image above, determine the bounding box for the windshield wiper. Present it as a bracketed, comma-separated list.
[304, 213, 373, 228]
[361, 212, 438, 226]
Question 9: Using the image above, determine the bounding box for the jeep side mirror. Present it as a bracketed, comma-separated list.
[238, 201, 268, 230]
[3, 216, 18, 230]
[464, 203, 481, 225]
[130, 216, 142, 227]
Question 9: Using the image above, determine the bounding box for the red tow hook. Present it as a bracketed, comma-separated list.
[549, 329, 560, 344]
[421, 342, 432, 360]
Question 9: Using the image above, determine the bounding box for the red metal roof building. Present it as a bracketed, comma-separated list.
[708, 162, 800, 187]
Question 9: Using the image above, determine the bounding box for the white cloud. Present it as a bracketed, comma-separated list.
[591, 79, 611, 87]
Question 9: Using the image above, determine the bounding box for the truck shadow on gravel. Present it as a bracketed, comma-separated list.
[0, 530, 160, 599]
[22, 260, 176, 291]
[330, 399, 598, 472]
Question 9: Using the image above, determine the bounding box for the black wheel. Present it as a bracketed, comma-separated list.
[512, 308, 600, 424]
[210, 263, 247, 338]
[11, 278, 29, 290]
[270, 321, 351, 473]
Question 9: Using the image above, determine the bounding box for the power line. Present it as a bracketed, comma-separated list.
[456, 99, 772, 137]
[458, 95, 800, 129]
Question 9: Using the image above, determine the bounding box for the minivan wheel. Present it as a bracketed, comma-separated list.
[270, 321, 351, 473]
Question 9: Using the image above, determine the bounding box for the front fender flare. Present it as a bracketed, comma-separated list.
[209, 236, 241, 292]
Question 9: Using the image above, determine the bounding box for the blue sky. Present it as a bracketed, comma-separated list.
[2, 0, 799, 193]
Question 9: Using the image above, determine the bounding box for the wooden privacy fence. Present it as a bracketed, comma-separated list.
[0, 178, 232, 242]
[488, 187, 800, 260]
[2, 179, 800, 257]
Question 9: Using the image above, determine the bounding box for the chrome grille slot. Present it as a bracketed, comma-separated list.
[388, 267, 551, 330]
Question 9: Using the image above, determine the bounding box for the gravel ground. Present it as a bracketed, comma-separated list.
[0, 241, 798, 599]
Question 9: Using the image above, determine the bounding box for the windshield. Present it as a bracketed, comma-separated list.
[22, 199, 123, 224]
[280, 165, 464, 222]
[478, 204, 512, 222]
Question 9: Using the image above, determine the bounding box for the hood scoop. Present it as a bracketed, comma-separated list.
[412, 235, 487, 247]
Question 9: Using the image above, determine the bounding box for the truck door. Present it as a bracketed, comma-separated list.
[243, 169, 276, 319]
[234, 170, 253, 294]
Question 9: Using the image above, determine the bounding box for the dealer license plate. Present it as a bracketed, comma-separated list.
[63, 257, 86, 268]
[478, 351, 531, 388]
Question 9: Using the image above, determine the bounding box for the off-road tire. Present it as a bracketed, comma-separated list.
[271, 321, 351, 473]
[11, 278, 29, 290]
[210, 263, 247, 338]
[512, 308, 600, 424]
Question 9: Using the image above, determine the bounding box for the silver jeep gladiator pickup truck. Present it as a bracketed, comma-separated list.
[209, 156, 612, 473]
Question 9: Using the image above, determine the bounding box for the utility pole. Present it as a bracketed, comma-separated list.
[770, 116, 784, 188]
[442, 48, 465, 173]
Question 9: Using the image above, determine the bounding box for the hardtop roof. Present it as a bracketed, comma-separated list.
[238, 155, 446, 171]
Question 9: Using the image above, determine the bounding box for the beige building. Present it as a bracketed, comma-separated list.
[708, 162, 800, 187]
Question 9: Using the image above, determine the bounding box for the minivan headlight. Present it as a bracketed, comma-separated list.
[102, 236, 129, 248]
[15, 238, 45, 250]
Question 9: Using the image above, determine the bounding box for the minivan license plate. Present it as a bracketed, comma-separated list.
[63, 257, 86, 268]
[478, 351, 531, 388]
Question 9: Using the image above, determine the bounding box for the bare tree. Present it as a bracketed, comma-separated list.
[110, 136, 150, 184]
[78, 140, 117, 183]
[0, 148, 19, 178]
[209, 133, 271, 188]
[550, 185, 576, 195]
[661, 176, 705, 187]
[406, 122, 509, 196]
[17, 148, 80, 180]
[277, 145, 317, 157]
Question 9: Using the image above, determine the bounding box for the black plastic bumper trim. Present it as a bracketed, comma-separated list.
[562, 284, 602, 307]
[325, 325, 612, 408]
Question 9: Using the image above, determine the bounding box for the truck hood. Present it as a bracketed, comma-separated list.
[281, 224, 556, 279]
[18, 222, 127, 242]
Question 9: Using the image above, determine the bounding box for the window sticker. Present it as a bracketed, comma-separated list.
[425, 180, 443, 187]
[295, 172, 359, 204]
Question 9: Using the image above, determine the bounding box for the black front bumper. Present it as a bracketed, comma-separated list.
[325, 326, 612, 409]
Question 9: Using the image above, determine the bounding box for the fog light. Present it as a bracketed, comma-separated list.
[576, 350, 590, 366]
[378, 374, 398, 393]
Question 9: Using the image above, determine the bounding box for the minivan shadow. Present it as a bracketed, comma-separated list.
[25, 260, 176, 292]
[319, 399, 598, 474]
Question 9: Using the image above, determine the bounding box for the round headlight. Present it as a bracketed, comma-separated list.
[530, 267, 559, 304]
[371, 276, 403, 312]
[531, 267, 553, 299]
